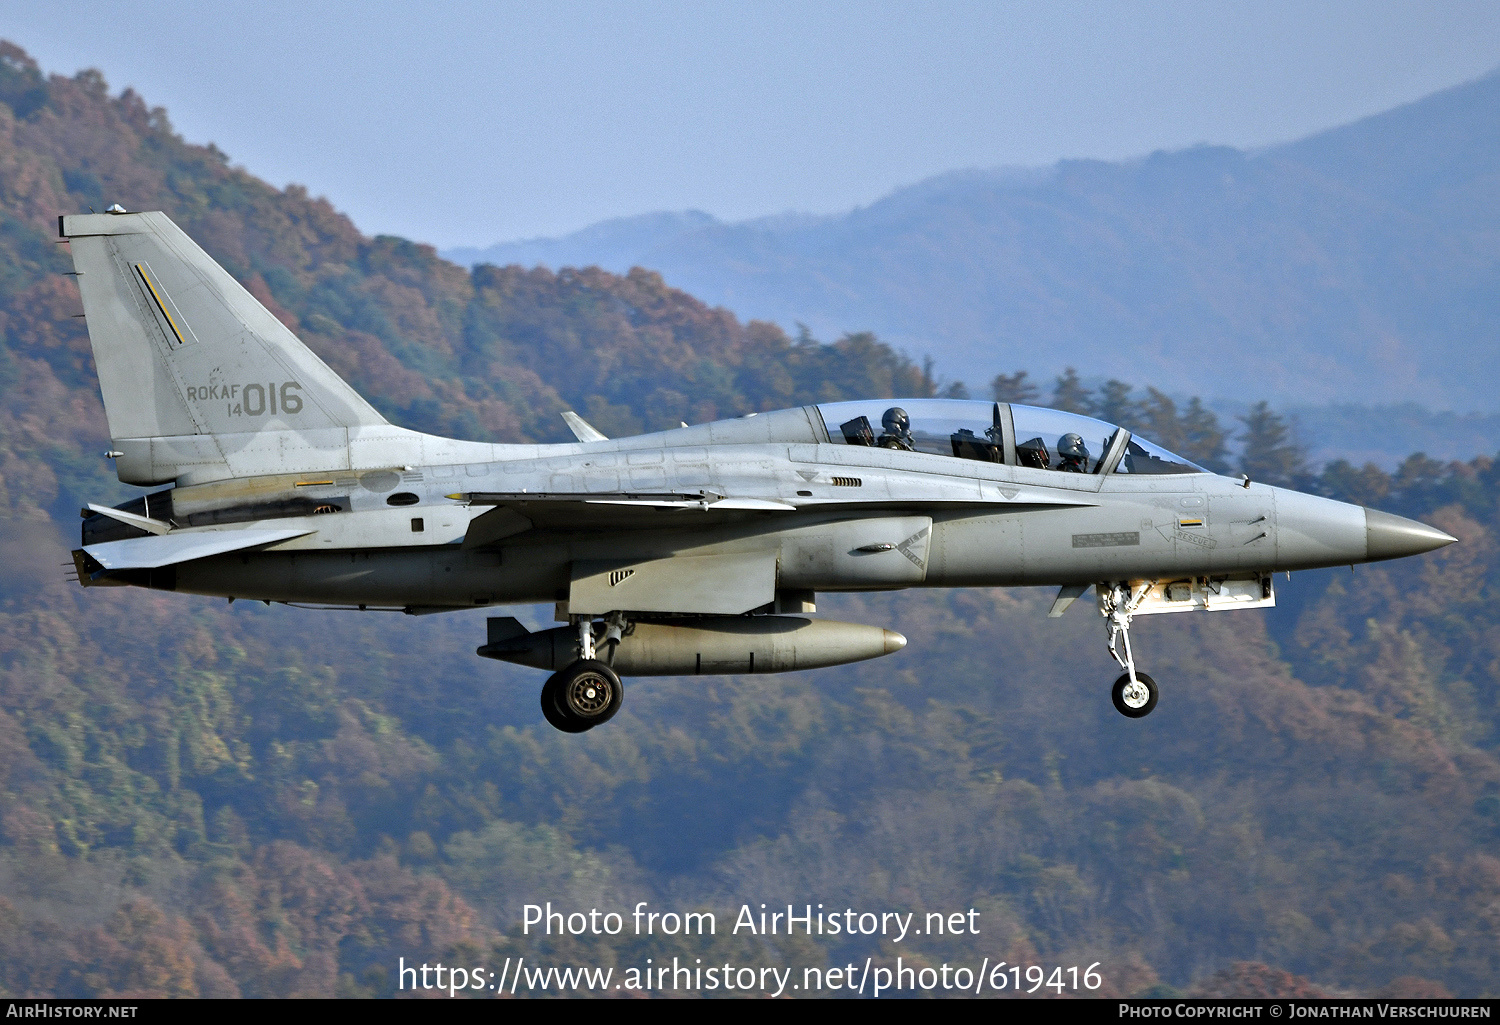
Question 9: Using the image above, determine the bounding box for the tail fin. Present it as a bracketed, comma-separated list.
[62, 210, 388, 485]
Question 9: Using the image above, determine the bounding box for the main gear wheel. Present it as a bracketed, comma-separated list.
[540, 659, 624, 732]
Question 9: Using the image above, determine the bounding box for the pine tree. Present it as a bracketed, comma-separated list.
[1094, 380, 1139, 428]
[1318, 459, 1392, 507]
[1238, 401, 1307, 486]
[1138, 388, 1184, 452]
[1051, 367, 1092, 414]
[1392, 452, 1448, 512]
[1180, 397, 1230, 472]
[991, 370, 1039, 405]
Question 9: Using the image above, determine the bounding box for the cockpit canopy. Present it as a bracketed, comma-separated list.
[815, 398, 1205, 475]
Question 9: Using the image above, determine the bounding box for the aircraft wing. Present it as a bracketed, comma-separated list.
[455, 487, 1093, 512]
[457, 491, 796, 549]
[83, 527, 314, 570]
[455, 485, 1097, 549]
[457, 490, 793, 510]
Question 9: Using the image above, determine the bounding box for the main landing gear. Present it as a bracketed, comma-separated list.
[540, 614, 625, 733]
[1100, 582, 1159, 719]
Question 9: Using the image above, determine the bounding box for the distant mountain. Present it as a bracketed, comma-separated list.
[1277, 403, 1500, 471]
[443, 209, 720, 275]
[448, 72, 1500, 412]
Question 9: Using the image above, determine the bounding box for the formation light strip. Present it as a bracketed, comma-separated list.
[134, 263, 185, 346]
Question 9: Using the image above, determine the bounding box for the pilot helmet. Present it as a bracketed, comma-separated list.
[881, 407, 911, 435]
[1058, 433, 1088, 460]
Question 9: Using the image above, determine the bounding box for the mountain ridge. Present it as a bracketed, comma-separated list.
[447, 69, 1500, 412]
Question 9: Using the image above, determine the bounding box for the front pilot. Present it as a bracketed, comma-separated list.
[1057, 433, 1089, 472]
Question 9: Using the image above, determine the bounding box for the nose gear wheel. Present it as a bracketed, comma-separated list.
[1111, 671, 1159, 718]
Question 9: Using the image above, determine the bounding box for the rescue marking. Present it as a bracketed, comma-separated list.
[895, 527, 930, 568]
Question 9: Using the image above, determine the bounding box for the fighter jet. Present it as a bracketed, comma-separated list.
[62, 210, 1456, 732]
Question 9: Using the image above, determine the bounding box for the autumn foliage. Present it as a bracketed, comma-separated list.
[0, 42, 1497, 997]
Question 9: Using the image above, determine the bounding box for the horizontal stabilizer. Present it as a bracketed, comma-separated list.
[83, 527, 313, 570]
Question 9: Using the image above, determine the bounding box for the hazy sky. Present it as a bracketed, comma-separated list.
[7, 1, 1500, 248]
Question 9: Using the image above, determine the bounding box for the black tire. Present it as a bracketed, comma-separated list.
[1111, 671, 1159, 718]
[541, 660, 623, 732]
[540, 672, 590, 733]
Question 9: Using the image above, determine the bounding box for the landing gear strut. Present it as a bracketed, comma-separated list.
[1100, 582, 1159, 718]
[539, 615, 626, 732]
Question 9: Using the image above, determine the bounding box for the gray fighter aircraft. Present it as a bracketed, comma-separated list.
[63, 209, 1456, 732]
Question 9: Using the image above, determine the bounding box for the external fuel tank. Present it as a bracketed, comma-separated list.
[478, 615, 906, 676]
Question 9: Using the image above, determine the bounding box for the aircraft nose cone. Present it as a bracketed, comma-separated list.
[883, 629, 907, 654]
[1365, 508, 1457, 562]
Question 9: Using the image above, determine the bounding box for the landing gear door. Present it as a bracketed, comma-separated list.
[1125, 574, 1275, 616]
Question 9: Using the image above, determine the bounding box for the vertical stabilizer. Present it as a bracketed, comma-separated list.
[62, 210, 388, 484]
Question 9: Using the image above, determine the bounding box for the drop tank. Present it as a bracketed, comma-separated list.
[478, 615, 906, 676]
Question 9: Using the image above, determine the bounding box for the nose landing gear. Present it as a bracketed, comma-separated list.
[1100, 581, 1159, 718]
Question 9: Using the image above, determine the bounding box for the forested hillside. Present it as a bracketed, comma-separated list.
[0, 43, 1497, 998]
